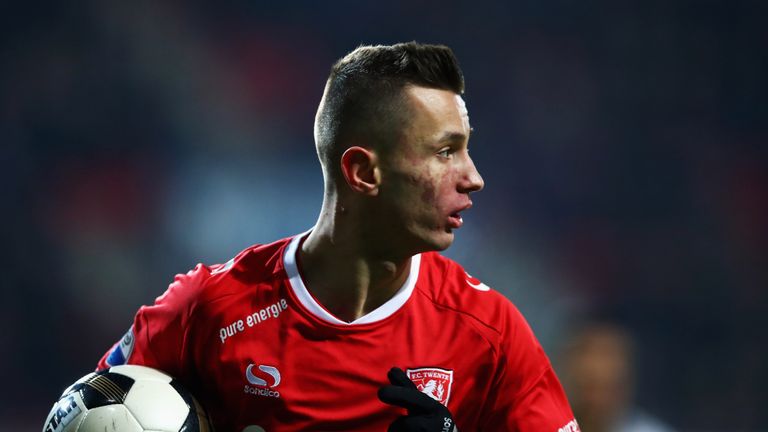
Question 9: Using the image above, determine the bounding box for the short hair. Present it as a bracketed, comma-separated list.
[314, 42, 465, 178]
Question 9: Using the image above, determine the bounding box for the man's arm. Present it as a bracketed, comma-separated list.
[482, 302, 579, 431]
[97, 264, 209, 375]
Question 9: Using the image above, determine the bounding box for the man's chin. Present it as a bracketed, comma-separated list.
[425, 231, 455, 252]
[393, 228, 455, 256]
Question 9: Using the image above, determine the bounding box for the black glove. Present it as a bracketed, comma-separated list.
[378, 367, 458, 432]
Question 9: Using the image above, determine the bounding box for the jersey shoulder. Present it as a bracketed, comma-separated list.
[416, 252, 527, 337]
[158, 236, 293, 312]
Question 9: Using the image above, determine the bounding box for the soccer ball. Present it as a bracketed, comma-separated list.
[42, 365, 214, 432]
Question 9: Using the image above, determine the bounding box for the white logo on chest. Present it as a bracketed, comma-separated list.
[244, 363, 281, 399]
[246, 364, 281, 387]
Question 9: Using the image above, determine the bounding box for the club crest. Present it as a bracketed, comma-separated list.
[406, 367, 454, 406]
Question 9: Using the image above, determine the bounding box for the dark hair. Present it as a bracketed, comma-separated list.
[314, 42, 465, 176]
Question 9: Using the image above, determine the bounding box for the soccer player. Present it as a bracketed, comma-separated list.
[99, 42, 579, 431]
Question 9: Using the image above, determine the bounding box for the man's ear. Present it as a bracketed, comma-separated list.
[340, 146, 380, 196]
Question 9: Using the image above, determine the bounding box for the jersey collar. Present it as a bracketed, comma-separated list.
[283, 231, 421, 326]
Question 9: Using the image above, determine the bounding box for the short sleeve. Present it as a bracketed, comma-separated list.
[481, 303, 579, 431]
[96, 264, 209, 378]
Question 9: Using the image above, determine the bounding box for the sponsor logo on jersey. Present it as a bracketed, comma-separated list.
[106, 326, 135, 366]
[244, 363, 281, 398]
[406, 367, 454, 406]
[219, 298, 289, 344]
[465, 272, 490, 291]
[44, 395, 81, 432]
[246, 364, 281, 387]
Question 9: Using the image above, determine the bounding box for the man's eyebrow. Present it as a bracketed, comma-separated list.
[437, 129, 472, 143]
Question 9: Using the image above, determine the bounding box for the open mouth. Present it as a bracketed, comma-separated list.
[447, 212, 464, 229]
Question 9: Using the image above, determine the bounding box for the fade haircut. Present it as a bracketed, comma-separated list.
[314, 42, 465, 178]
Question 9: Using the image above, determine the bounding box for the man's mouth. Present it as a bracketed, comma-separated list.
[447, 212, 464, 229]
[446, 201, 472, 230]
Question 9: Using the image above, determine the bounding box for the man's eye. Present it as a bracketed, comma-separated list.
[437, 148, 453, 158]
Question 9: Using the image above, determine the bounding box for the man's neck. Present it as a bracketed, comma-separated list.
[299, 224, 413, 323]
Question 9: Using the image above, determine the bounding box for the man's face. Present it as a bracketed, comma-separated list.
[375, 85, 484, 253]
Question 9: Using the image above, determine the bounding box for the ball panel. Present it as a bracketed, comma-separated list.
[79, 404, 144, 432]
[60, 372, 97, 398]
[78, 370, 135, 409]
[111, 364, 173, 383]
[45, 366, 212, 432]
[124, 380, 189, 431]
[42, 392, 86, 432]
[170, 380, 215, 432]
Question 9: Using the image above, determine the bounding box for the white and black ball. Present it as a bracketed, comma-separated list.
[43, 365, 213, 432]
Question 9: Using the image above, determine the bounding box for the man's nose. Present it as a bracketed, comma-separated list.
[459, 156, 484, 193]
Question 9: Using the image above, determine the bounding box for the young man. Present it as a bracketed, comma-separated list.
[99, 42, 578, 431]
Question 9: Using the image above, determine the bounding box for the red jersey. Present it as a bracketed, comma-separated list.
[98, 233, 578, 431]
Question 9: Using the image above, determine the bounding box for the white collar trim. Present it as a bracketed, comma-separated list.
[283, 232, 421, 325]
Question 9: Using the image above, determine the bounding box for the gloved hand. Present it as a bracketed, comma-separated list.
[378, 367, 458, 432]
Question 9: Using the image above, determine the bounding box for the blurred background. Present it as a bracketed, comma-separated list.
[3, 0, 766, 430]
